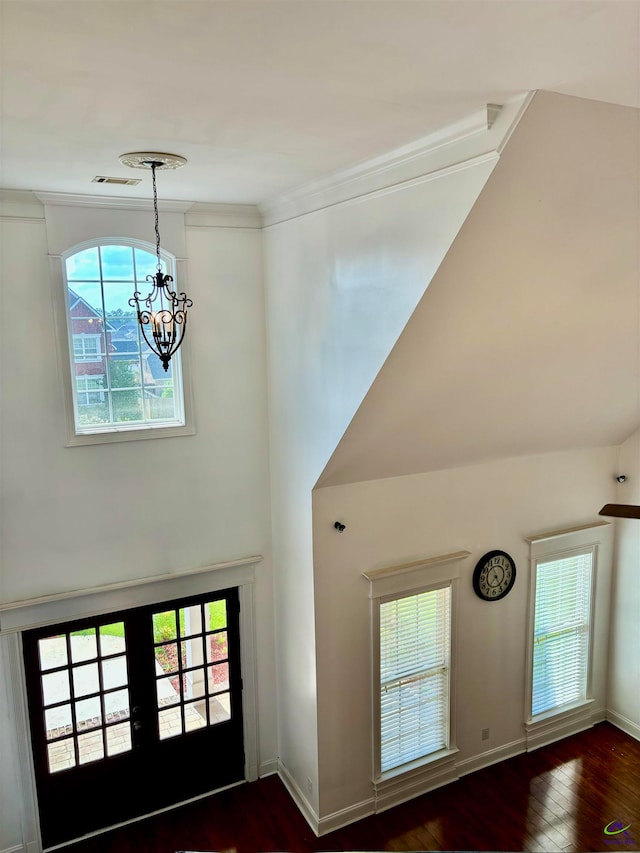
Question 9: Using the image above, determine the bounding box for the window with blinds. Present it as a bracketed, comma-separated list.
[531, 548, 594, 718]
[379, 585, 451, 773]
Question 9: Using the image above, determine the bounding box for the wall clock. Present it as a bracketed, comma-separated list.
[472, 550, 516, 601]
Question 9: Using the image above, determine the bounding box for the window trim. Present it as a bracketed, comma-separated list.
[51, 238, 195, 446]
[363, 551, 464, 790]
[524, 523, 607, 741]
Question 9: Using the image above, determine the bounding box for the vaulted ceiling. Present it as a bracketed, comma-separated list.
[1, 1, 639, 204]
[317, 92, 640, 486]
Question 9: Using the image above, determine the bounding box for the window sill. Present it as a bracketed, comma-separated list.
[66, 421, 195, 446]
[373, 747, 459, 811]
[527, 697, 594, 729]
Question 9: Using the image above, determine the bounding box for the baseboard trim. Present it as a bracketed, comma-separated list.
[2, 843, 39, 853]
[374, 756, 459, 814]
[606, 709, 640, 742]
[457, 738, 526, 776]
[259, 758, 279, 777]
[317, 798, 375, 836]
[277, 761, 320, 837]
[526, 705, 605, 751]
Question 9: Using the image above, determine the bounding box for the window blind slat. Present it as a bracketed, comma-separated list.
[531, 551, 593, 717]
[380, 586, 451, 772]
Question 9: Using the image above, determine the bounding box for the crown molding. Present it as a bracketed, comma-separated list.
[260, 92, 534, 227]
[186, 202, 262, 229]
[0, 189, 45, 220]
[34, 191, 194, 213]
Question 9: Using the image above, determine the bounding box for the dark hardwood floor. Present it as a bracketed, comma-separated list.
[64, 722, 640, 853]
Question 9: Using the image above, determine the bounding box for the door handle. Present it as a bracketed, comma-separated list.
[133, 720, 142, 732]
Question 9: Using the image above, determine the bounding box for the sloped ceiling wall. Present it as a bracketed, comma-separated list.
[318, 91, 640, 488]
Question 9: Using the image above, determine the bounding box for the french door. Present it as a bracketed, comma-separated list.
[22, 587, 244, 848]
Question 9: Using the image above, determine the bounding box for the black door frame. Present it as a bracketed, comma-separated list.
[22, 586, 246, 848]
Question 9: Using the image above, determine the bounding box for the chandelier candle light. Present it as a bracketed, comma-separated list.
[119, 152, 192, 372]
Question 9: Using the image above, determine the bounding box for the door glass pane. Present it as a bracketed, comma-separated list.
[45, 704, 72, 739]
[153, 610, 177, 643]
[184, 701, 207, 733]
[106, 722, 132, 756]
[101, 655, 127, 689]
[181, 637, 204, 669]
[47, 738, 75, 773]
[207, 631, 228, 663]
[184, 667, 206, 701]
[38, 636, 67, 671]
[157, 676, 180, 707]
[42, 670, 70, 705]
[99, 622, 125, 655]
[208, 662, 229, 693]
[70, 628, 97, 663]
[76, 696, 102, 730]
[209, 694, 231, 725]
[78, 730, 104, 764]
[104, 688, 130, 721]
[155, 643, 179, 675]
[180, 604, 202, 637]
[205, 600, 227, 631]
[73, 663, 100, 697]
[158, 707, 183, 740]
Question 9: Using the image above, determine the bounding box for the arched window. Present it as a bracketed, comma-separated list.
[62, 241, 189, 439]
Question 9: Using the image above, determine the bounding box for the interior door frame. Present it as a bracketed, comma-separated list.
[0, 556, 262, 852]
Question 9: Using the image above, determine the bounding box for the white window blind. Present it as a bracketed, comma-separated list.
[532, 549, 593, 717]
[379, 585, 451, 773]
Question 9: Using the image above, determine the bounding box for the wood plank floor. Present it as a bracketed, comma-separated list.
[65, 722, 640, 853]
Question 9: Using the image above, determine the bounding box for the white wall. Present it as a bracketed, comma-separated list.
[0, 202, 276, 848]
[608, 428, 640, 737]
[263, 155, 497, 814]
[312, 447, 617, 819]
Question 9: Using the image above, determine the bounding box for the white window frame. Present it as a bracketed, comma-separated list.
[524, 521, 610, 750]
[73, 334, 102, 362]
[53, 238, 195, 446]
[363, 551, 465, 809]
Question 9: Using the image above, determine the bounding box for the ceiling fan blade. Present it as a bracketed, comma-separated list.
[599, 503, 640, 519]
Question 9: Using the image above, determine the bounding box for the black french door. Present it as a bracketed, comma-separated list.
[22, 587, 244, 848]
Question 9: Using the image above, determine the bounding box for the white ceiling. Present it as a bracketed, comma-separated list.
[1, 1, 639, 205]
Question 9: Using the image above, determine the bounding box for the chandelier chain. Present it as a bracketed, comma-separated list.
[151, 162, 162, 271]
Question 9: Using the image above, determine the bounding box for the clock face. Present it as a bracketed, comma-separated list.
[473, 550, 516, 601]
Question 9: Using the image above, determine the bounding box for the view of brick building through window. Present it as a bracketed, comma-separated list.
[65, 245, 184, 432]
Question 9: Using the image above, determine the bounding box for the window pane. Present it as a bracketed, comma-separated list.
[66, 248, 100, 281]
[42, 670, 70, 706]
[100, 245, 134, 280]
[153, 611, 177, 643]
[39, 636, 67, 671]
[65, 244, 185, 436]
[379, 586, 451, 772]
[72, 663, 99, 697]
[134, 248, 165, 281]
[78, 730, 104, 764]
[47, 738, 75, 773]
[184, 701, 207, 733]
[532, 550, 593, 717]
[112, 388, 143, 422]
[99, 623, 125, 655]
[70, 628, 97, 663]
[76, 696, 102, 731]
[205, 600, 227, 631]
[209, 693, 231, 725]
[159, 707, 182, 739]
[45, 704, 72, 740]
[106, 722, 132, 756]
[101, 655, 127, 690]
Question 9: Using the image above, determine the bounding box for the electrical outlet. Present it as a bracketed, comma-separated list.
[306, 777, 313, 796]
[481, 727, 490, 741]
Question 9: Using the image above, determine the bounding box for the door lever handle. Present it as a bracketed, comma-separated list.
[133, 720, 142, 732]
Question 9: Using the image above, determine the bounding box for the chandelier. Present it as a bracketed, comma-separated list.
[119, 152, 192, 372]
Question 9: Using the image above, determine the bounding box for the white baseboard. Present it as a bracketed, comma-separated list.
[317, 799, 375, 836]
[456, 738, 526, 776]
[259, 758, 279, 777]
[606, 709, 640, 742]
[2, 843, 38, 853]
[526, 704, 605, 751]
[277, 761, 320, 837]
[374, 753, 459, 814]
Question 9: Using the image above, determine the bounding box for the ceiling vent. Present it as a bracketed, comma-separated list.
[92, 175, 141, 186]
